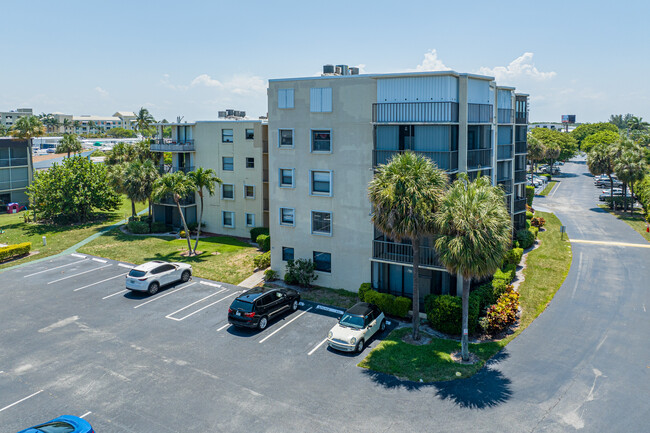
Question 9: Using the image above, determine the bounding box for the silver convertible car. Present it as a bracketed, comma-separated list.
[126, 261, 192, 295]
[327, 302, 386, 353]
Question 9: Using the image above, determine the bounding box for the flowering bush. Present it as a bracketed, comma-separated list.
[481, 286, 520, 334]
[530, 216, 546, 228]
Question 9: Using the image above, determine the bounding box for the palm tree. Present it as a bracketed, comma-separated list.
[10, 116, 45, 155]
[56, 134, 83, 158]
[615, 146, 647, 213]
[153, 171, 196, 254]
[87, 121, 96, 135]
[527, 135, 546, 173]
[627, 116, 650, 132]
[188, 168, 222, 254]
[544, 142, 561, 177]
[587, 143, 617, 205]
[434, 173, 512, 361]
[368, 152, 448, 340]
[62, 118, 72, 134]
[73, 120, 81, 134]
[139, 159, 160, 220]
[135, 108, 155, 135]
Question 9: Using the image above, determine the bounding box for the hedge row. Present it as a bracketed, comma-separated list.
[0, 242, 31, 262]
[250, 227, 269, 241]
[358, 283, 411, 318]
[424, 294, 480, 335]
[254, 251, 270, 269]
[256, 234, 270, 252]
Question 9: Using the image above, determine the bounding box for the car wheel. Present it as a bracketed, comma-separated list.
[181, 270, 191, 282]
[147, 282, 159, 295]
[380, 319, 386, 332]
[258, 316, 268, 330]
[291, 299, 299, 311]
[356, 339, 365, 353]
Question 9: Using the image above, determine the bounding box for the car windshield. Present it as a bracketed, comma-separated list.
[35, 422, 75, 433]
[339, 313, 364, 329]
[230, 299, 254, 312]
[128, 269, 146, 278]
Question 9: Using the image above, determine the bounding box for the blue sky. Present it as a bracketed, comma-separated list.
[2, 0, 648, 123]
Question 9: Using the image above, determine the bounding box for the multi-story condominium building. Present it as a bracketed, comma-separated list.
[267, 67, 529, 309]
[72, 112, 137, 134]
[1, 108, 33, 128]
[0, 138, 33, 206]
[151, 116, 269, 238]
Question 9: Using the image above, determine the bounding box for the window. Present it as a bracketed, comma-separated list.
[311, 130, 331, 152]
[222, 184, 234, 200]
[244, 185, 255, 199]
[246, 157, 255, 168]
[313, 251, 331, 273]
[246, 213, 255, 227]
[222, 129, 233, 143]
[279, 168, 294, 188]
[282, 247, 294, 261]
[245, 129, 254, 139]
[222, 211, 235, 228]
[279, 129, 293, 148]
[222, 157, 234, 171]
[310, 87, 332, 112]
[279, 208, 295, 226]
[311, 211, 332, 235]
[310, 170, 332, 196]
[278, 88, 294, 109]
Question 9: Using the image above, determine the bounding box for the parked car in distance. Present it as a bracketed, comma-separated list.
[228, 287, 300, 330]
[126, 261, 192, 295]
[17, 415, 95, 433]
[595, 178, 622, 188]
[599, 191, 625, 201]
[327, 302, 386, 353]
[601, 188, 623, 195]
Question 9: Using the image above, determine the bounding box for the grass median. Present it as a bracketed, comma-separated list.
[359, 211, 572, 382]
[538, 181, 557, 196]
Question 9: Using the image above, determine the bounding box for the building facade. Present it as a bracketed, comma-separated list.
[151, 119, 269, 238]
[267, 69, 529, 308]
[0, 138, 33, 206]
[72, 112, 137, 134]
[1, 108, 33, 128]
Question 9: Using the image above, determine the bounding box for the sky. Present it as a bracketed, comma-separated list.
[1, 0, 648, 124]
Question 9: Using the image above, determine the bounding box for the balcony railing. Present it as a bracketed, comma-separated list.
[467, 149, 492, 169]
[372, 102, 459, 123]
[373, 149, 458, 171]
[515, 112, 528, 124]
[0, 158, 28, 167]
[498, 108, 514, 124]
[158, 165, 194, 174]
[514, 170, 526, 183]
[150, 139, 195, 152]
[372, 240, 441, 268]
[468, 104, 493, 123]
[497, 179, 513, 194]
[497, 144, 513, 160]
[156, 194, 196, 206]
[515, 140, 527, 154]
[514, 198, 527, 213]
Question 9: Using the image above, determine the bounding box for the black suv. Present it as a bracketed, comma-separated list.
[228, 287, 301, 330]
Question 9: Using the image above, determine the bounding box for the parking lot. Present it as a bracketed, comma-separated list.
[0, 253, 396, 432]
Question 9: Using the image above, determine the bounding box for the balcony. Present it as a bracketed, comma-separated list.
[497, 179, 513, 194]
[514, 169, 526, 183]
[467, 149, 492, 169]
[0, 157, 28, 167]
[372, 240, 442, 268]
[515, 112, 528, 124]
[514, 198, 527, 213]
[158, 165, 194, 174]
[373, 150, 458, 171]
[515, 140, 527, 154]
[498, 108, 514, 124]
[497, 144, 513, 160]
[372, 102, 459, 123]
[150, 139, 195, 152]
[156, 194, 196, 206]
[468, 104, 493, 123]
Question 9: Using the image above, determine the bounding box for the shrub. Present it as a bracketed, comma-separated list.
[516, 229, 536, 249]
[187, 222, 198, 232]
[179, 230, 187, 238]
[526, 185, 535, 206]
[250, 227, 269, 241]
[253, 251, 271, 269]
[393, 296, 412, 318]
[359, 287, 411, 318]
[473, 283, 496, 314]
[0, 242, 31, 262]
[127, 220, 150, 234]
[264, 269, 277, 281]
[502, 248, 523, 267]
[425, 294, 479, 335]
[256, 234, 270, 252]
[128, 215, 140, 222]
[526, 219, 531, 229]
[150, 222, 167, 233]
[530, 226, 539, 238]
[526, 211, 534, 220]
[502, 263, 517, 280]
[492, 278, 510, 301]
[530, 216, 546, 227]
[493, 268, 512, 283]
[481, 286, 520, 334]
[358, 282, 372, 301]
[284, 259, 317, 286]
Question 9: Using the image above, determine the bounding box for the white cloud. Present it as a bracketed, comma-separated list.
[412, 49, 452, 72]
[477, 53, 556, 82]
[94, 86, 109, 97]
[223, 74, 266, 95]
[160, 74, 188, 91]
[191, 74, 223, 88]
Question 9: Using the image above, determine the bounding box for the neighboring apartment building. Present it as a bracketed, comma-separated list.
[73, 111, 137, 134]
[0, 138, 33, 206]
[267, 68, 529, 309]
[1, 108, 33, 128]
[151, 117, 269, 238]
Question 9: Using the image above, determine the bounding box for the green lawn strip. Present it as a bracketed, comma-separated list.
[299, 286, 360, 310]
[538, 181, 557, 196]
[359, 210, 572, 382]
[597, 205, 650, 243]
[0, 196, 147, 269]
[78, 228, 260, 285]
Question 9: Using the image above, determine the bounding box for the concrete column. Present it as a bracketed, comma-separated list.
[458, 75, 468, 174]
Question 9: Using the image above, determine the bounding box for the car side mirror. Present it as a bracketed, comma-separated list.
[337, 316, 342, 321]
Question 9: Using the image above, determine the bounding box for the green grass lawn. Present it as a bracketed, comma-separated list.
[598, 205, 650, 243]
[78, 228, 260, 285]
[0, 196, 146, 269]
[359, 211, 572, 382]
[538, 181, 557, 196]
[298, 286, 360, 310]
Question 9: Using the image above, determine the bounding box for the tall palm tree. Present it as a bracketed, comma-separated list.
[87, 121, 96, 135]
[153, 171, 196, 254]
[368, 152, 448, 340]
[139, 159, 160, 220]
[62, 118, 72, 134]
[56, 134, 83, 158]
[135, 108, 155, 135]
[434, 173, 512, 361]
[527, 135, 546, 173]
[188, 168, 222, 254]
[615, 146, 647, 213]
[10, 116, 45, 157]
[544, 142, 561, 177]
[73, 120, 81, 134]
[587, 143, 617, 205]
[627, 116, 650, 132]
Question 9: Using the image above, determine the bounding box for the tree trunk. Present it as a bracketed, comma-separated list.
[608, 175, 614, 210]
[175, 200, 192, 254]
[411, 237, 420, 341]
[131, 199, 136, 218]
[629, 184, 635, 215]
[461, 277, 471, 361]
[193, 191, 204, 254]
[623, 183, 628, 213]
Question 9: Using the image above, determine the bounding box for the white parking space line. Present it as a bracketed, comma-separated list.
[315, 304, 344, 315]
[217, 323, 230, 332]
[70, 253, 86, 259]
[166, 291, 241, 321]
[308, 338, 328, 356]
[79, 411, 92, 419]
[91, 258, 107, 263]
[23, 259, 87, 277]
[118, 263, 133, 269]
[102, 289, 128, 300]
[199, 281, 221, 288]
[73, 273, 127, 292]
[47, 264, 112, 285]
[0, 390, 44, 413]
[550, 181, 561, 198]
[133, 282, 197, 309]
[259, 307, 313, 344]
[164, 289, 226, 315]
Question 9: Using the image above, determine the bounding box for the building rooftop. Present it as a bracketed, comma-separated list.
[269, 70, 495, 83]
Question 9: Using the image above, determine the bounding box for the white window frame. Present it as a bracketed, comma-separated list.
[279, 168, 295, 188]
[310, 129, 332, 153]
[311, 210, 332, 236]
[222, 211, 235, 228]
[221, 183, 235, 200]
[278, 128, 294, 149]
[222, 156, 234, 172]
[245, 213, 255, 227]
[279, 207, 295, 227]
[309, 170, 333, 197]
[310, 87, 332, 113]
[243, 184, 255, 199]
[278, 88, 294, 109]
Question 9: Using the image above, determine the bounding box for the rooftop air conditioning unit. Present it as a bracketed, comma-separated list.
[349, 67, 359, 75]
[323, 64, 335, 74]
[336, 65, 349, 75]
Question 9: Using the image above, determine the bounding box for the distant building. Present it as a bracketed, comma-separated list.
[72, 112, 137, 134]
[529, 123, 575, 133]
[0, 138, 33, 206]
[0, 108, 33, 128]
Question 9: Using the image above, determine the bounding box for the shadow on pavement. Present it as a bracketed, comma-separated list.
[589, 207, 608, 213]
[554, 172, 578, 178]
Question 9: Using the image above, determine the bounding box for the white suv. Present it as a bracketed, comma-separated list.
[126, 261, 192, 295]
